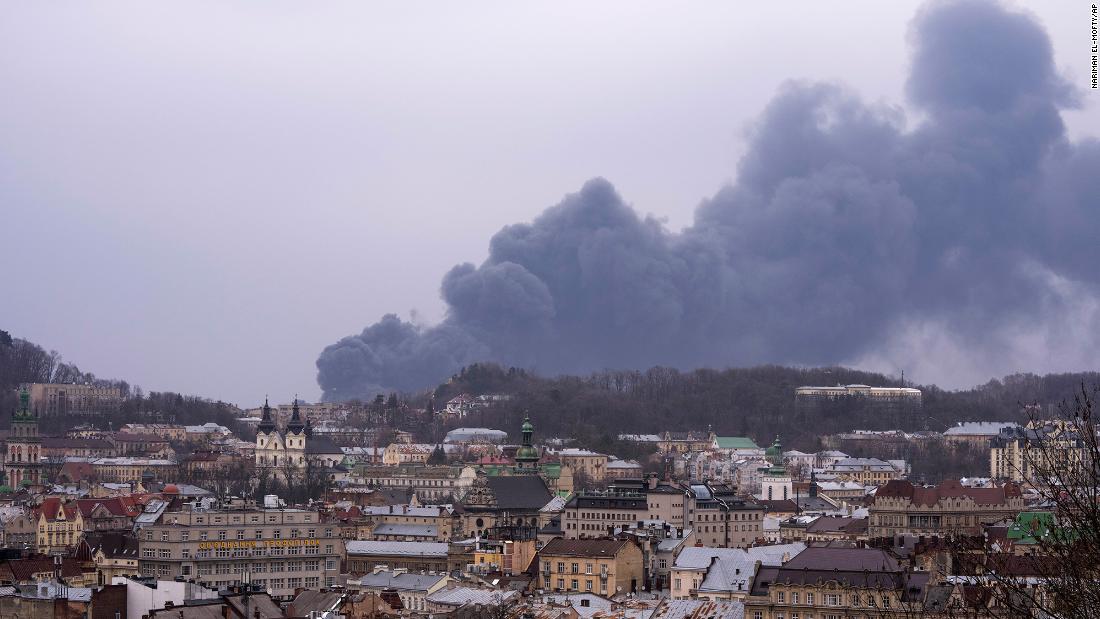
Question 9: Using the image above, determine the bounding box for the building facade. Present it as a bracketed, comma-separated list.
[27, 383, 123, 417]
[869, 479, 1024, 538]
[136, 502, 344, 600]
[538, 538, 644, 596]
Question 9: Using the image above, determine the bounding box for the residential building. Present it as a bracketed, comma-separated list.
[135, 501, 344, 600]
[670, 543, 805, 601]
[352, 464, 477, 502]
[683, 483, 765, 548]
[36, 497, 85, 554]
[538, 538, 644, 596]
[869, 479, 1025, 538]
[825, 457, 904, 485]
[989, 421, 1085, 484]
[554, 449, 609, 483]
[79, 531, 141, 585]
[605, 459, 643, 480]
[346, 541, 450, 575]
[744, 546, 932, 618]
[944, 421, 1019, 447]
[351, 569, 450, 614]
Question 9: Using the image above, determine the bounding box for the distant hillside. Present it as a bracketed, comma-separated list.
[0, 329, 242, 432]
[430, 363, 1100, 452]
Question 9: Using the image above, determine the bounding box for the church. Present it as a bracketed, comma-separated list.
[254, 398, 343, 477]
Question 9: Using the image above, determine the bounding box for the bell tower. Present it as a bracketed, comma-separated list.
[5, 388, 42, 487]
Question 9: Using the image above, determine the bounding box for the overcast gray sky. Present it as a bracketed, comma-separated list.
[2, 1, 1096, 406]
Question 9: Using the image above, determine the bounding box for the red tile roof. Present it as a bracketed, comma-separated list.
[874, 479, 1020, 506]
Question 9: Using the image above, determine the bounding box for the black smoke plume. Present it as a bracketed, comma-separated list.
[317, 0, 1100, 401]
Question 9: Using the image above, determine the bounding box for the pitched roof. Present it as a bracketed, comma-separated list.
[75, 497, 142, 518]
[540, 538, 633, 558]
[36, 498, 79, 523]
[804, 516, 868, 535]
[345, 541, 449, 558]
[483, 476, 552, 511]
[874, 479, 1021, 506]
[82, 531, 140, 559]
[3, 556, 84, 581]
[304, 435, 343, 455]
[715, 437, 759, 450]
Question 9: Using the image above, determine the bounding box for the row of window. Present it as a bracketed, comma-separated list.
[542, 576, 608, 595]
[146, 527, 330, 541]
[141, 544, 335, 559]
[543, 561, 608, 575]
[773, 590, 892, 608]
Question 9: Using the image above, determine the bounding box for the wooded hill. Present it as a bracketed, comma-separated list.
[430, 362, 1100, 454]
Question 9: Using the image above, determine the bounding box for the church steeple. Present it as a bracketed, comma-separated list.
[514, 414, 539, 470]
[14, 387, 33, 422]
[257, 397, 276, 434]
[287, 396, 305, 435]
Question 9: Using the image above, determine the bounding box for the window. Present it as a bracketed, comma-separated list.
[824, 593, 840, 606]
[182, 549, 191, 558]
[571, 579, 578, 590]
[237, 530, 245, 540]
[557, 578, 564, 590]
[792, 592, 800, 604]
[571, 562, 579, 574]
[200, 531, 208, 541]
[585, 580, 593, 591]
[806, 593, 814, 605]
[557, 562, 565, 573]
[255, 530, 263, 540]
[777, 591, 786, 603]
[273, 530, 281, 539]
[181, 531, 189, 542]
[161, 532, 169, 541]
[881, 597, 891, 609]
[325, 558, 336, 570]
[217, 530, 227, 541]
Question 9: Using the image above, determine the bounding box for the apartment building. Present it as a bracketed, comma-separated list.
[990, 421, 1085, 484]
[345, 541, 450, 575]
[352, 464, 477, 502]
[744, 547, 932, 619]
[136, 502, 344, 600]
[869, 479, 1024, 538]
[538, 538, 644, 596]
[562, 477, 686, 537]
[684, 483, 766, 549]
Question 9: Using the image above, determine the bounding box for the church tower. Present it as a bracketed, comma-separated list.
[514, 415, 540, 471]
[284, 399, 307, 467]
[255, 397, 283, 469]
[5, 387, 42, 488]
[761, 435, 793, 502]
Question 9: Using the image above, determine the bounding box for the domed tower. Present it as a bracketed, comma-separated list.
[5, 388, 42, 487]
[761, 435, 792, 501]
[514, 415, 540, 471]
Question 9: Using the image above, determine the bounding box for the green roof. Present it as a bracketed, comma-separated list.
[715, 436, 759, 450]
[1007, 511, 1057, 545]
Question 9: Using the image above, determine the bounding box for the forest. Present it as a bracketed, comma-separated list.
[426, 362, 1100, 481]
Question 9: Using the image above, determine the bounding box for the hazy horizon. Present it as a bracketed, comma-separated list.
[3, 1, 1098, 406]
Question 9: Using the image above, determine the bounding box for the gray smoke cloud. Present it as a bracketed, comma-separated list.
[317, 0, 1100, 401]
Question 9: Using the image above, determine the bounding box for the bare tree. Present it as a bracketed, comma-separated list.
[949, 384, 1100, 618]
